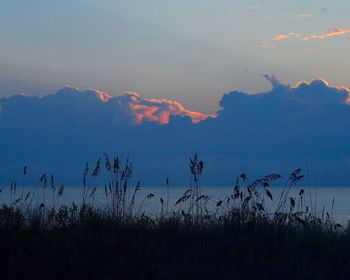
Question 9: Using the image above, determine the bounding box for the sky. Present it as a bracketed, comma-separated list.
[1, 0, 350, 113]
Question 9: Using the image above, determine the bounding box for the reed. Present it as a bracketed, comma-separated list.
[0, 154, 347, 279]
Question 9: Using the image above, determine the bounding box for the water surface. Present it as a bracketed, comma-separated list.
[2, 185, 350, 224]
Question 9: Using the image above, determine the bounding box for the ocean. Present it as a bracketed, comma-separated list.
[2, 185, 350, 224]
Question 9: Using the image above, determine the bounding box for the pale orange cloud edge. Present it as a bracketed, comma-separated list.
[125, 79, 350, 124]
[83, 78, 350, 125]
[88, 88, 111, 102]
[269, 28, 350, 44]
[127, 94, 209, 124]
[86, 89, 209, 124]
[272, 32, 302, 41]
[292, 78, 350, 104]
[258, 40, 277, 49]
[303, 28, 350, 41]
[81, 89, 210, 124]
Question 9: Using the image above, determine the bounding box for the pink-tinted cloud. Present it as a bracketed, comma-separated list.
[28, 87, 209, 126]
[258, 40, 277, 49]
[88, 89, 111, 102]
[302, 28, 350, 41]
[270, 28, 350, 44]
[272, 34, 289, 41]
[61, 85, 111, 102]
[272, 32, 301, 41]
[121, 92, 209, 124]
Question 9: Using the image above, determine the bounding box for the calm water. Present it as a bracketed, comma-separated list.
[2, 185, 350, 224]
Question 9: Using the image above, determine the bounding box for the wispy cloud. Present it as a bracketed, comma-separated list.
[227, 11, 239, 17]
[248, 5, 260, 10]
[302, 28, 350, 41]
[272, 32, 300, 41]
[291, 13, 314, 18]
[272, 34, 289, 41]
[266, 11, 314, 21]
[258, 40, 269, 48]
[267, 28, 350, 47]
[258, 40, 277, 49]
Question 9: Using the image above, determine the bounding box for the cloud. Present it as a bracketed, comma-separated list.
[291, 13, 314, 18]
[122, 92, 208, 124]
[302, 28, 350, 41]
[266, 12, 314, 21]
[262, 74, 281, 88]
[258, 40, 269, 48]
[272, 32, 304, 41]
[0, 87, 208, 127]
[263, 75, 350, 105]
[258, 40, 277, 49]
[272, 33, 297, 41]
[210, 76, 350, 185]
[248, 5, 260, 10]
[272, 34, 289, 41]
[270, 28, 350, 44]
[227, 11, 238, 17]
[88, 88, 111, 102]
[1, 78, 350, 186]
[291, 79, 350, 104]
[218, 76, 350, 124]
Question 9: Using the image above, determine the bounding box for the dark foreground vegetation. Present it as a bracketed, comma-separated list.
[0, 154, 350, 279]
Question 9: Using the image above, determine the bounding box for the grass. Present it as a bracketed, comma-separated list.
[0, 154, 349, 279]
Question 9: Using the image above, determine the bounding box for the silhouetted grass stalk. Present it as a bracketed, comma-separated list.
[0, 154, 342, 233]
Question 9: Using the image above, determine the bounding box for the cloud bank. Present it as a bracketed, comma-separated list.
[1, 77, 350, 186]
[0, 87, 208, 128]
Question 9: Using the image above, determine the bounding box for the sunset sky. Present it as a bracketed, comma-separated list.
[1, 0, 350, 113]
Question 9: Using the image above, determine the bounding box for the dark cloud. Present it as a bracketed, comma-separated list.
[1, 78, 350, 186]
[0, 86, 208, 128]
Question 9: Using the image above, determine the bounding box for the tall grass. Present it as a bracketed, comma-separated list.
[0, 154, 348, 279]
[0, 153, 342, 230]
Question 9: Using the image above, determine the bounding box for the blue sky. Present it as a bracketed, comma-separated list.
[1, 0, 350, 113]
